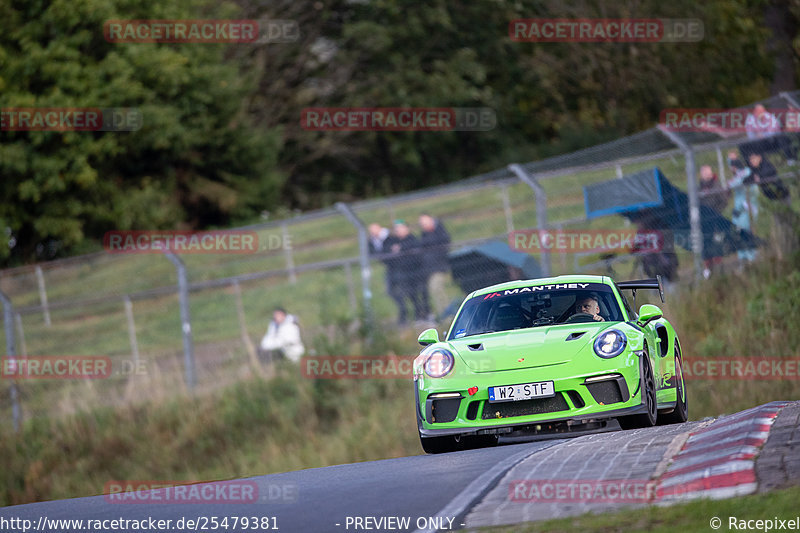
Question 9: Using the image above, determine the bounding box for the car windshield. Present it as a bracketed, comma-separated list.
[448, 282, 624, 340]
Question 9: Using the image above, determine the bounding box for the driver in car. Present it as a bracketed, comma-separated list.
[575, 295, 605, 322]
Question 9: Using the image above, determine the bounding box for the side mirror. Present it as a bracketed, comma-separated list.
[418, 328, 440, 346]
[637, 304, 663, 327]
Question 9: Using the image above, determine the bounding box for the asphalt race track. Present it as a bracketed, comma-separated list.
[2, 401, 797, 533]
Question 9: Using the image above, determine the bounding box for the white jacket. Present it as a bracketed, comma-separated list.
[260, 314, 305, 362]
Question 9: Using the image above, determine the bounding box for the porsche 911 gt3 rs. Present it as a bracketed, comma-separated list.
[414, 274, 687, 453]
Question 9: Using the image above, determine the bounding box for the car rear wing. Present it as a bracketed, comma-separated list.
[616, 275, 665, 303]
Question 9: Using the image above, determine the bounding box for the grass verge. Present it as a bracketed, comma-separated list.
[0, 367, 420, 506]
[1, 252, 798, 507]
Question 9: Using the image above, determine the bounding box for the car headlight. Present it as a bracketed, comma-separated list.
[593, 329, 627, 358]
[423, 349, 455, 378]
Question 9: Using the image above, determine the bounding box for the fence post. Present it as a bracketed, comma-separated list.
[343, 261, 357, 315]
[123, 296, 140, 366]
[15, 313, 27, 357]
[35, 265, 51, 327]
[715, 145, 728, 187]
[281, 222, 297, 284]
[554, 222, 567, 273]
[164, 251, 196, 390]
[1, 290, 21, 432]
[508, 164, 551, 276]
[658, 125, 703, 280]
[232, 280, 263, 376]
[334, 202, 373, 327]
[499, 184, 515, 235]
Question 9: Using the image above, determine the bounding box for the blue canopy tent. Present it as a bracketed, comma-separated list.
[448, 240, 542, 294]
[583, 168, 759, 261]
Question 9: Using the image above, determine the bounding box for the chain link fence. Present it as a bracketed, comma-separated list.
[2, 92, 800, 427]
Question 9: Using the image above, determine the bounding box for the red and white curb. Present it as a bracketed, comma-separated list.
[654, 401, 790, 502]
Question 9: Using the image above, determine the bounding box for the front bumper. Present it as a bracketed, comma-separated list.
[417, 402, 647, 437]
[416, 350, 644, 437]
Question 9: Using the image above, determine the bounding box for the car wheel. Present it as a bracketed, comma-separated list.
[419, 433, 464, 454]
[658, 342, 688, 425]
[618, 346, 658, 430]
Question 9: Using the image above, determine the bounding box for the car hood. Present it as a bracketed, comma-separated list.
[449, 322, 613, 373]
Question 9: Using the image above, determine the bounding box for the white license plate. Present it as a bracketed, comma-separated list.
[488, 381, 555, 403]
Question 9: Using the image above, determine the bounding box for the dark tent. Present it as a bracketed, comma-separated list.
[448, 240, 542, 294]
[583, 167, 759, 260]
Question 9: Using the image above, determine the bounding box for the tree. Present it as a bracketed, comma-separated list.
[239, 0, 777, 209]
[0, 0, 284, 264]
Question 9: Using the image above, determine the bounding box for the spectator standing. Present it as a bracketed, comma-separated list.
[418, 214, 451, 320]
[729, 151, 759, 222]
[630, 211, 679, 285]
[367, 222, 399, 315]
[697, 165, 729, 278]
[259, 307, 305, 363]
[746, 104, 782, 140]
[748, 152, 793, 258]
[383, 220, 426, 326]
[727, 153, 758, 263]
[745, 104, 796, 164]
[748, 153, 788, 202]
[698, 164, 729, 213]
[367, 223, 390, 256]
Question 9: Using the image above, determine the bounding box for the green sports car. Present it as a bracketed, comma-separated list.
[414, 274, 687, 453]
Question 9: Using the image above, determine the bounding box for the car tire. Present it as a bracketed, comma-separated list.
[419, 434, 464, 454]
[658, 342, 688, 425]
[618, 346, 658, 430]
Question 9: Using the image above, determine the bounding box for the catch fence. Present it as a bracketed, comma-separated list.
[2, 91, 800, 427]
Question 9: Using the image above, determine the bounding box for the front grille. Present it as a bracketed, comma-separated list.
[431, 398, 461, 423]
[481, 393, 569, 420]
[586, 380, 624, 404]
